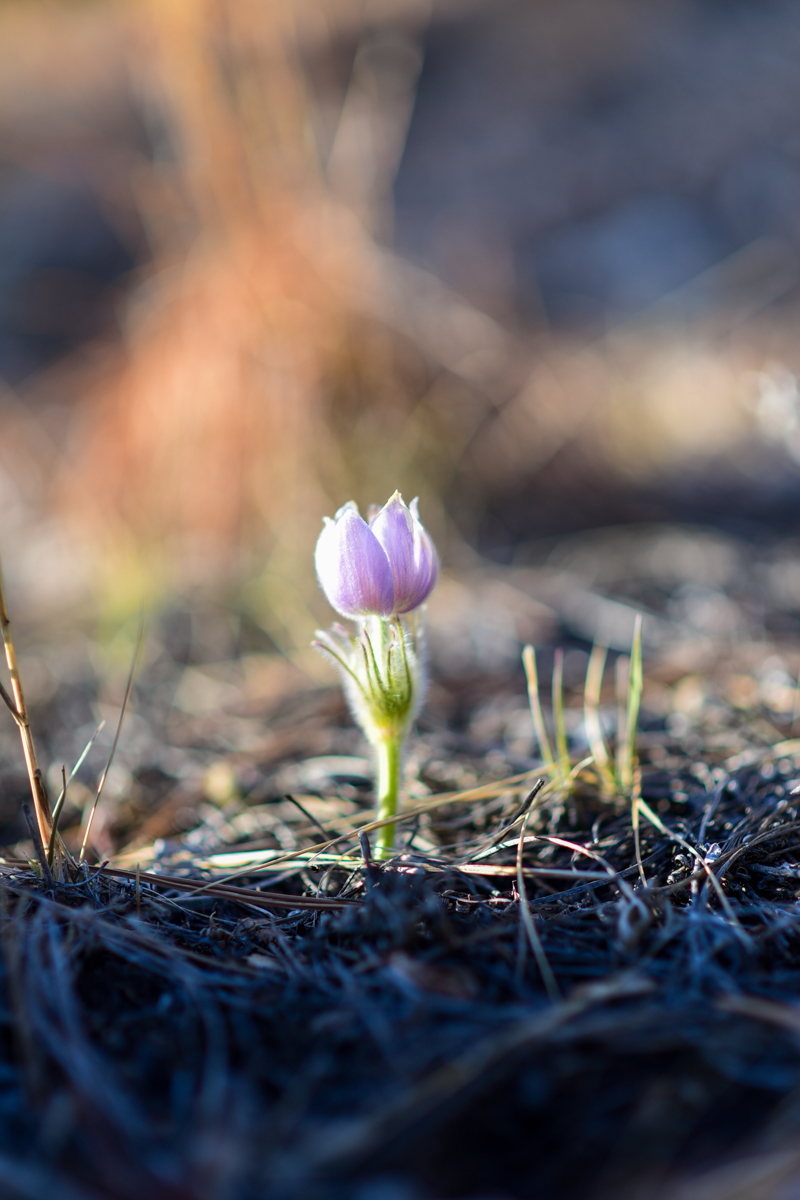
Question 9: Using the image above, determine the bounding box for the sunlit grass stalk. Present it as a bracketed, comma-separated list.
[583, 641, 616, 796]
[526, 615, 643, 802]
[523, 645, 555, 770]
[0, 554, 55, 860]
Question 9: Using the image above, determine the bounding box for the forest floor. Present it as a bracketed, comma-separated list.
[2, 524, 800, 1200]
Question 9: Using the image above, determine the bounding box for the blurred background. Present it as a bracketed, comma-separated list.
[4, 0, 800, 853]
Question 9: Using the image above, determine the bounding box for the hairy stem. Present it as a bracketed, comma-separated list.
[373, 732, 402, 861]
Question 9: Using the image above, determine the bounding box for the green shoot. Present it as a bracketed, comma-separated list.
[614, 654, 629, 786]
[617, 614, 643, 791]
[525, 613, 643, 803]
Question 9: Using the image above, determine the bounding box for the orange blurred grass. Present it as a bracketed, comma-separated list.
[0, 0, 797, 656]
[0, 0, 443, 654]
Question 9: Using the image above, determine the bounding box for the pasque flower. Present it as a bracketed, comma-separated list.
[315, 493, 438, 620]
[313, 492, 438, 859]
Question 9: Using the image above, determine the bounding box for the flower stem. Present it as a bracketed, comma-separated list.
[373, 732, 402, 860]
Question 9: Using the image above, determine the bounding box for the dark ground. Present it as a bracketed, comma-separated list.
[4, 1, 800, 1194]
[2, 526, 800, 1199]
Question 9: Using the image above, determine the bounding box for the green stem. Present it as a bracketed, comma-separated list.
[373, 732, 402, 860]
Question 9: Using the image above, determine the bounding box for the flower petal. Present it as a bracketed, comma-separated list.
[370, 492, 438, 614]
[315, 502, 395, 619]
[410, 496, 439, 602]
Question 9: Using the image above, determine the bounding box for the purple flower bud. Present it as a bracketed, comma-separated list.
[315, 502, 395, 619]
[316, 494, 439, 620]
[370, 492, 439, 615]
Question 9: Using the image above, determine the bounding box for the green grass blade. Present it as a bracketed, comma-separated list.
[618, 614, 643, 792]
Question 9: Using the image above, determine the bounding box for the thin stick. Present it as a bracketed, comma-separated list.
[0, 679, 21, 726]
[522, 645, 555, 768]
[0, 555, 52, 849]
[80, 617, 144, 863]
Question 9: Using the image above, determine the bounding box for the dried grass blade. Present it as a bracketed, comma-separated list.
[47, 721, 106, 868]
[80, 619, 144, 863]
[516, 805, 560, 1001]
[462, 778, 546, 864]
